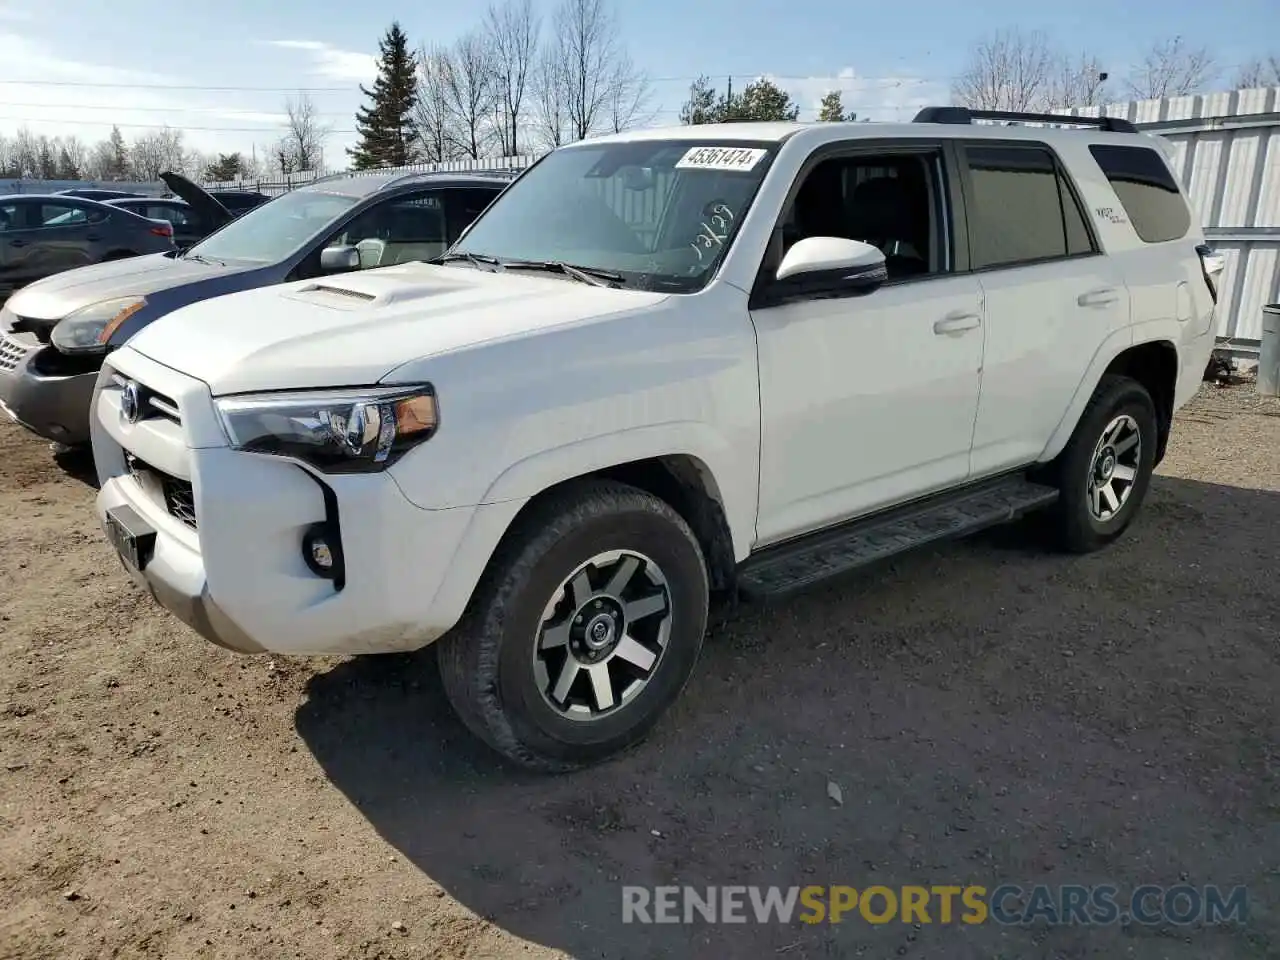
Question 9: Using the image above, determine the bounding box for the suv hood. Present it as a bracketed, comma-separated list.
[160, 171, 234, 228]
[3, 252, 256, 324]
[127, 264, 669, 395]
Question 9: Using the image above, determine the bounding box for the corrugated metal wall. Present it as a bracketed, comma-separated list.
[1073, 88, 1280, 354]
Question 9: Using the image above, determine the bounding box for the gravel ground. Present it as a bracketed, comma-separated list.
[1, 380, 1277, 960]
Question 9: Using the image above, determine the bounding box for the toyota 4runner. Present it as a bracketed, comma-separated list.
[89, 107, 1224, 771]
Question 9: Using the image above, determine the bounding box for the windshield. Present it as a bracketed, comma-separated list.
[449, 139, 778, 291]
[184, 190, 359, 263]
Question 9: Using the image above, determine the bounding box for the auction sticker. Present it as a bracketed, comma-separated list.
[675, 146, 768, 172]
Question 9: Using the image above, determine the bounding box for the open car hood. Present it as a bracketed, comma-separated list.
[160, 171, 234, 228]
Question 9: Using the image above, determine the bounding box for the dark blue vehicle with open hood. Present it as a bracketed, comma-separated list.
[0, 168, 515, 448]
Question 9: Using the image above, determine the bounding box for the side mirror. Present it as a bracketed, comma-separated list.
[320, 244, 360, 273]
[774, 236, 887, 292]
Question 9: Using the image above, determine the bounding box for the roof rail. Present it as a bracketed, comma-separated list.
[912, 106, 1139, 134]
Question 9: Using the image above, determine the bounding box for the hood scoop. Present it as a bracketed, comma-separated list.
[302, 283, 377, 302]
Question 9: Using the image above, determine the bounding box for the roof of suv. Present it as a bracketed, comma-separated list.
[581, 112, 1157, 149]
[298, 168, 522, 199]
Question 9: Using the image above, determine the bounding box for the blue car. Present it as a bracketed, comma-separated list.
[0, 168, 516, 448]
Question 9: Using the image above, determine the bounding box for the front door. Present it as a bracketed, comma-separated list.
[749, 142, 985, 545]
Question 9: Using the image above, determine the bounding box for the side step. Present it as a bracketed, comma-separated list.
[737, 475, 1060, 599]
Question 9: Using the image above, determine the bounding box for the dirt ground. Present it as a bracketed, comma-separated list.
[1, 380, 1277, 960]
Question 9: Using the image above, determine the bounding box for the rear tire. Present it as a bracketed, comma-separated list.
[437, 479, 709, 772]
[1047, 374, 1158, 553]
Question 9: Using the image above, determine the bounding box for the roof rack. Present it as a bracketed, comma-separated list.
[912, 106, 1139, 134]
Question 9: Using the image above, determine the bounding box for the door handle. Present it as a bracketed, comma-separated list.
[1077, 287, 1119, 308]
[85, 234, 102, 242]
[9, 239, 26, 247]
[933, 311, 981, 335]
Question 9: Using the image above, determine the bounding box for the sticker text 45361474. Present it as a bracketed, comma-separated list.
[675, 146, 768, 172]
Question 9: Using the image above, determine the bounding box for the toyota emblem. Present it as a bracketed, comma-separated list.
[120, 381, 142, 424]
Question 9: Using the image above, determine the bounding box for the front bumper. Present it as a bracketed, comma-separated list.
[91, 348, 523, 656]
[0, 329, 98, 445]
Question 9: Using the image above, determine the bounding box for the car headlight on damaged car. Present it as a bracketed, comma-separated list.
[214, 385, 439, 473]
[49, 296, 148, 354]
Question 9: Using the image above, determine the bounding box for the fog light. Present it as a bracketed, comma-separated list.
[302, 525, 336, 579]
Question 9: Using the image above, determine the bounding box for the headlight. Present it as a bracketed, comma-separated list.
[49, 296, 147, 355]
[214, 385, 439, 474]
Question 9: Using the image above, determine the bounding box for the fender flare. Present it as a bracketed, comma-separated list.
[478, 420, 754, 561]
[1038, 323, 1181, 463]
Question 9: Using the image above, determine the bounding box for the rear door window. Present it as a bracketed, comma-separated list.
[1088, 144, 1191, 243]
[37, 202, 106, 227]
[963, 144, 1097, 269]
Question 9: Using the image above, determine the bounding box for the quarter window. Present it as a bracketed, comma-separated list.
[964, 145, 1096, 269]
[1088, 144, 1190, 244]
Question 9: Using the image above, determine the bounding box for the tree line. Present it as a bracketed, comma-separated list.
[952, 31, 1280, 113]
[348, 0, 652, 168]
[0, 91, 331, 184]
[2, 21, 1278, 183]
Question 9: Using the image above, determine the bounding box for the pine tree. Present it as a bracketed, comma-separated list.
[817, 90, 855, 122]
[721, 79, 799, 122]
[680, 76, 719, 125]
[107, 126, 130, 180]
[348, 22, 420, 170]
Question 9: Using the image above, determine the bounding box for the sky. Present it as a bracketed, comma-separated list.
[0, 0, 1275, 172]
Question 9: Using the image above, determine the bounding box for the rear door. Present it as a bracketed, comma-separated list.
[960, 141, 1131, 477]
[4, 200, 106, 284]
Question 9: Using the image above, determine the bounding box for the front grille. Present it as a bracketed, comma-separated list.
[162, 476, 197, 528]
[0, 331, 31, 372]
[110, 373, 181, 424]
[124, 452, 197, 529]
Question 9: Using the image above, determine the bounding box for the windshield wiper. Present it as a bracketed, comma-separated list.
[436, 251, 503, 271]
[183, 253, 224, 266]
[501, 259, 625, 288]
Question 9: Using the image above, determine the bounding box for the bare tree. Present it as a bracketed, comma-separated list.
[531, 44, 569, 150]
[415, 44, 458, 162]
[130, 127, 186, 181]
[1125, 36, 1218, 100]
[484, 0, 539, 156]
[1234, 54, 1280, 89]
[606, 52, 654, 133]
[282, 92, 331, 171]
[12, 127, 40, 178]
[441, 30, 497, 159]
[54, 135, 89, 178]
[952, 28, 1056, 111]
[273, 137, 298, 176]
[546, 0, 631, 141]
[1048, 53, 1111, 109]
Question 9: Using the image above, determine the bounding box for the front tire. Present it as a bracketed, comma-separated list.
[437, 479, 710, 772]
[1048, 374, 1158, 553]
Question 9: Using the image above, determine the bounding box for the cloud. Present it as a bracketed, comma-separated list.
[0, 30, 308, 161]
[263, 39, 378, 84]
[767, 67, 951, 122]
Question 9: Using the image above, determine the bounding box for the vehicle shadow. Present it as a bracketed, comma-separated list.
[52, 445, 100, 489]
[295, 475, 1280, 960]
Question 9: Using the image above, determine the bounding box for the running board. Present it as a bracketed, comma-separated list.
[737, 475, 1060, 599]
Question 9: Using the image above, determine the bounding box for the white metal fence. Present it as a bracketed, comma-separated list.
[201, 156, 541, 197]
[1072, 87, 1280, 358]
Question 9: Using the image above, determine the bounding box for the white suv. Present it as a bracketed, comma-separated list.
[89, 107, 1223, 771]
